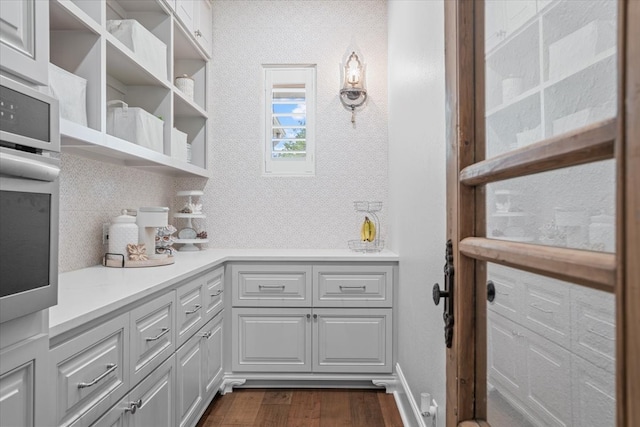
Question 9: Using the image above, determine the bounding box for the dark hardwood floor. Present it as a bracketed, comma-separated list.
[196, 388, 404, 427]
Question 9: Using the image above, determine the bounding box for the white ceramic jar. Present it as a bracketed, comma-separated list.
[108, 210, 138, 260]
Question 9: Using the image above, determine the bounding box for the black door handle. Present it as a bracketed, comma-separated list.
[433, 240, 454, 348]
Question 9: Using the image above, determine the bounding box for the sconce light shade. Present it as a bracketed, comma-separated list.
[340, 51, 367, 123]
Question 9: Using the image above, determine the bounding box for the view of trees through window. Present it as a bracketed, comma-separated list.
[272, 84, 306, 159]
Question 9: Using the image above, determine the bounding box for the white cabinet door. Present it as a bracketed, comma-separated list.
[92, 356, 175, 427]
[0, 334, 48, 427]
[487, 312, 527, 399]
[522, 329, 572, 427]
[0, 0, 48, 84]
[194, 0, 212, 56]
[232, 308, 311, 372]
[129, 356, 175, 427]
[312, 309, 392, 373]
[175, 0, 195, 33]
[176, 331, 205, 427]
[202, 313, 224, 398]
[0, 363, 33, 427]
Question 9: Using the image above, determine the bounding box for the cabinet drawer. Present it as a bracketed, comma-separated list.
[130, 292, 175, 386]
[51, 314, 129, 427]
[522, 274, 570, 346]
[231, 264, 312, 307]
[313, 265, 393, 307]
[176, 276, 205, 348]
[571, 287, 615, 373]
[203, 266, 224, 320]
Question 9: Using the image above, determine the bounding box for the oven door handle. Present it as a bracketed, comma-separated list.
[0, 151, 60, 182]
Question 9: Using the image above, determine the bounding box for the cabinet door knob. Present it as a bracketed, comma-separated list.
[306, 314, 311, 319]
[194, 29, 202, 37]
[313, 314, 318, 319]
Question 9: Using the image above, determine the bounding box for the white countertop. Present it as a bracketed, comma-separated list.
[50, 248, 398, 338]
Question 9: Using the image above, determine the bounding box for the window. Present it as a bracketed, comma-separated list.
[263, 66, 316, 175]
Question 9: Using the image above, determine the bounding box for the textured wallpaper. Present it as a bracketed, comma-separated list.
[176, 0, 389, 249]
[58, 1, 388, 272]
[59, 153, 175, 272]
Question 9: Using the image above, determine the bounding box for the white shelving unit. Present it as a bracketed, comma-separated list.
[174, 190, 208, 251]
[485, 0, 616, 157]
[48, 0, 211, 177]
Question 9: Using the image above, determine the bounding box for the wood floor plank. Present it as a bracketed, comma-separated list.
[222, 389, 265, 425]
[377, 392, 404, 427]
[196, 392, 235, 427]
[254, 404, 291, 427]
[198, 389, 402, 427]
[263, 389, 293, 405]
[319, 389, 352, 427]
[287, 389, 321, 427]
[350, 390, 386, 427]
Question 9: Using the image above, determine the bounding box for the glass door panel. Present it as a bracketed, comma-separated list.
[484, 1, 618, 426]
[487, 263, 615, 427]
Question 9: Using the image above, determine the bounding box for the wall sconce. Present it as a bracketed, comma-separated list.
[340, 51, 367, 124]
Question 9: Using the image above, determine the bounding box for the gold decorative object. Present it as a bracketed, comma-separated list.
[127, 243, 148, 261]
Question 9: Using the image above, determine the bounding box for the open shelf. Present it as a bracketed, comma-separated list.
[48, 0, 210, 178]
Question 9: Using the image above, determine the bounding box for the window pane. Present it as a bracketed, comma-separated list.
[264, 66, 315, 175]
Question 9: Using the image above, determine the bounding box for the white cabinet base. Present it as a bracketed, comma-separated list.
[220, 373, 397, 395]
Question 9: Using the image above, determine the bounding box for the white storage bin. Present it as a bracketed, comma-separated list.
[171, 128, 188, 162]
[107, 101, 164, 153]
[548, 20, 616, 81]
[552, 101, 615, 136]
[106, 19, 167, 80]
[46, 63, 87, 126]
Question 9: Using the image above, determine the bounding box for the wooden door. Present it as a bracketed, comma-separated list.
[442, 0, 639, 426]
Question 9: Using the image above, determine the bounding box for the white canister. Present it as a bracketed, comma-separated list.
[108, 210, 139, 260]
[175, 74, 194, 102]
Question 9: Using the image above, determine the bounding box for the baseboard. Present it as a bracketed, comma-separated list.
[393, 363, 429, 427]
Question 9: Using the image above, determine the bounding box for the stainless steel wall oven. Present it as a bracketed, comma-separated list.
[0, 75, 60, 323]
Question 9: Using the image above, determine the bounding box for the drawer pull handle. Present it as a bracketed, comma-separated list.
[259, 284, 285, 291]
[125, 399, 143, 414]
[185, 304, 201, 314]
[211, 290, 223, 297]
[199, 331, 212, 339]
[530, 303, 553, 313]
[339, 285, 366, 291]
[145, 327, 170, 342]
[588, 327, 614, 341]
[77, 363, 117, 389]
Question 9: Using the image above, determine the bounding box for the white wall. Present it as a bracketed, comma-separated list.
[180, 0, 389, 249]
[388, 0, 447, 421]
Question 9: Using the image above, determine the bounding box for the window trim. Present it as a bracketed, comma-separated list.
[263, 65, 316, 176]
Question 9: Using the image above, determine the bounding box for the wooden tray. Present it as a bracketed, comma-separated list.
[103, 254, 175, 268]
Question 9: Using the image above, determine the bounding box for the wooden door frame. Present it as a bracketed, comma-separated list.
[443, 0, 640, 426]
